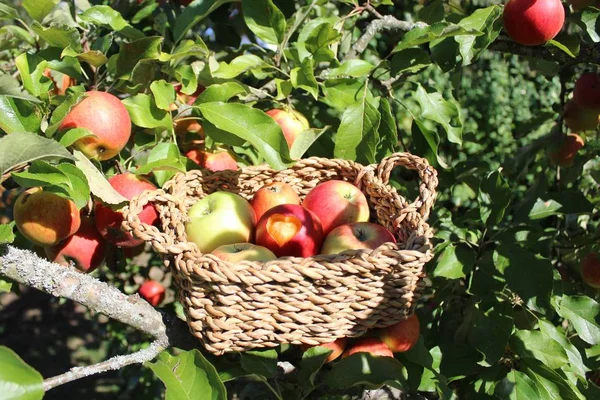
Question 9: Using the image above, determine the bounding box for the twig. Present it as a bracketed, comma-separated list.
[242, 79, 278, 102]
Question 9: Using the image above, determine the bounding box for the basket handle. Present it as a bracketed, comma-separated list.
[374, 152, 438, 219]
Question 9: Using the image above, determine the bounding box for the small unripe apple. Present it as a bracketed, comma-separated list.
[44, 217, 108, 273]
[301, 337, 347, 363]
[563, 99, 600, 132]
[573, 73, 600, 110]
[138, 280, 166, 306]
[266, 108, 309, 149]
[503, 0, 565, 46]
[550, 133, 584, 167]
[59, 91, 131, 161]
[185, 148, 238, 172]
[14, 187, 81, 247]
[251, 182, 301, 222]
[581, 253, 600, 289]
[343, 337, 394, 358]
[379, 314, 420, 353]
[211, 243, 277, 262]
[95, 174, 159, 248]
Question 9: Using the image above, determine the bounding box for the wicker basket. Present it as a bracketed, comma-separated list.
[122, 152, 438, 355]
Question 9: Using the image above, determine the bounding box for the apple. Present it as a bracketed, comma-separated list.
[581, 253, 600, 289]
[173, 83, 205, 105]
[138, 281, 165, 306]
[59, 91, 131, 161]
[251, 182, 301, 222]
[563, 99, 600, 132]
[43, 69, 75, 96]
[550, 133, 584, 167]
[211, 243, 277, 262]
[44, 217, 108, 273]
[186, 192, 256, 253]
[320, 222, 396, 255]
[302, 180, 370, 235]
[379, 314, 420, 353]
[301, 337, 347, 363]
[266, 108, 309, 149]
[255, 204, 324, 258]
[95, 174, 159, 248]
[503, 0, 565, 46]
[13, 187, 81, 247]
[573, 73, 600, 109]
[174, 118, 204, 136]
[185, 148, 238, 172]
[343, 337, 394, 358]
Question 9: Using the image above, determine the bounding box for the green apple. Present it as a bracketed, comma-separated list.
[186, 192, 256, 253]
[211, 243, 277, 262]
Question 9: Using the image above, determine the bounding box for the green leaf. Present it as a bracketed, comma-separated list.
[322, 79, 374, 112]
[433, 243, 475, 279]
[325, 353, 405, 390]
[240, 349, 278, 378]
[418, 0, 445, 24]
[0, 346, 43, 400]
[136, 142, 186, 186]
[198, 102, 291, 170]
[547, 35, 579, 58]
[290, 58, 319, 99]
[326, 60, 375, 78]
[122, 94, 172, 129]
[174, 65, 198, 95]
[479, 169, 512, 226]
[159, 39, 209, 62]
[538, 319, 589, 380]
[393, 22, 480, 53]
[73, 150, 128, 206]
[46, 91, 88, 137]
[468, 306, 514, 367]
[0, 97, 42, 134]
[0, 222, 15, 244]
[522, 359, 585, 400]
[499, 370, 540, 400]
[116, 37, 163, 79]
[581, 8, 600, 43]
[390, 48, 431, 75]
[510, 330, 569, 369]
[334, 97, 380, 164]
[0, 278, 13, 293]
[173, 0, 234, 43]
[15, 53, 51, 97]
[528, 191, 593, 219]
[411, 117, 446, 168]
[31, 22, 82, 52]
[0, 3, 19, 20]
[297, 18, 341, 62]
[413, 83, 462, 145]
[555, 295, 600, 345]
[58, 128, 95, 147]
[22, 0, 59, 22]
[0, 132, 74, 176]
[147, 350, 227, 400]
[528, 198, 563, 220]
[289, 127, 328, 160]
[61, 48, 108, 68]
[79, 6, 144, 40]
[241, 0, 286, 45]
[150, 80, 176, 111]
[299, 346, 331, 388]
[455, 5, 503, 65]
[0, 75, 43, 103]
[376, 97, 398, 158]
[196, 82, 248, 103]
[211, 55, 269, 79]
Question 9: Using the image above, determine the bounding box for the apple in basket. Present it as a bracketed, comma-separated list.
[186, 192, 256, 253]
[211, 243, 277, 262]
[302, 180, 370, 235]
[255, 204, 324, 258]
[251, 182, 301, 221]
[320, 222, 396, 255]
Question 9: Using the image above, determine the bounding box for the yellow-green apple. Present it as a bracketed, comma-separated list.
[573, 72, 600, 109]
[95, 174, 158, 248]
[343, 337, 393, 358]
[59, 91, 131, 161]
[265, 108, 309, 149]
[44, 217, 108, 273]
[581, 253, 600, 289]
[14, 187, 81, 247]
[302, 180, 370, 235]
[301, 337, 347, 363]
[563, 99, 600, 132]
[503, 0, 565, 46]
[567, 0, 600, 11]
[251, 182, 301, 221]
[320, 222, 396, 255]
[379, 314, 420, 353]
[138, 281, 165, 306]
[185, 148, 238, 172]
[550, 133, 584, 167]
[186, 192, 256, 253]
[256, 204, 324, 257]
[211, 243, 277, 262]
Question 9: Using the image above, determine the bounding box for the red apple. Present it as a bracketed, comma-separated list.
[174, 118, 204, 136]
[563, 99, 600, 132]
[301, 337, 347, 363]
[251, 182, 301, 222]
[550, 133, 584, 167]
[13, 187, 81, 247]
[266, 108, 309, 149]
[43, 69, 75, 96]
[256, 204, 324, 257]
[95, 174, 159, 248]
[302, 180, 370, 235]
[211, 243, 277, 262]
[173, 83, 205, 105]
[379, 314, 420, 353]
[44, 217, 108, 273]
[343, 337, 394, 358]
[573, 73, 600, 110]
[138, 281, 165, 306]
[320, 222, 396, 255]
[582, 253, 600, 289]
[59, 91, 131, 161]
[185, 148, 238, 172]
[503, 0, 565, 46]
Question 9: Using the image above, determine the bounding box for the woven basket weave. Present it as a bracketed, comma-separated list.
[122, 152, 438, 355]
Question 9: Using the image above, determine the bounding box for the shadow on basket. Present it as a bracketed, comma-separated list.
[122, 152, 438, 355]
